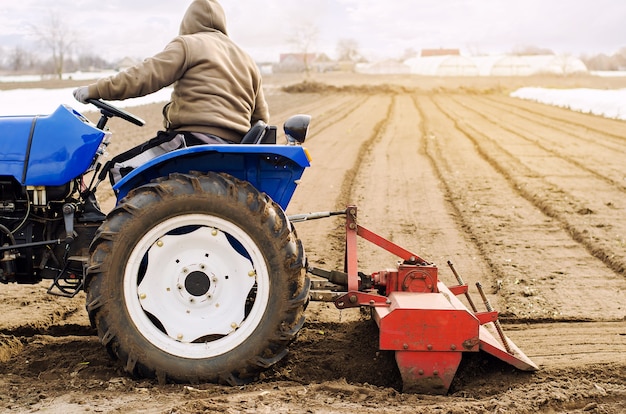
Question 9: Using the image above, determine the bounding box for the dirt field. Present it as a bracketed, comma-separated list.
[1, 73, 625, 413]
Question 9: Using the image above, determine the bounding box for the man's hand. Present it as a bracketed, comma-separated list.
[73, 86, 91, 104]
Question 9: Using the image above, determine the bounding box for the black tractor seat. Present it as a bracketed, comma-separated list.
[240, 121, 277, 144]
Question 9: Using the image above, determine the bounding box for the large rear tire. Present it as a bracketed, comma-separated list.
[86, 172, 309, 384]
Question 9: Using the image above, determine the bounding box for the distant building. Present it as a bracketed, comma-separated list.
[274, 53, 336, 73]
[116, 57, 140, 71]
[336, 60, 357, 72]
[406, 53, 588, 76]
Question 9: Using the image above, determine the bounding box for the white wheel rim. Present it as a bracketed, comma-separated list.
[123, 214, 270, 359]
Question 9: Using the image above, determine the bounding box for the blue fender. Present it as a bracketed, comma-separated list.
[113, 144, 310, 211]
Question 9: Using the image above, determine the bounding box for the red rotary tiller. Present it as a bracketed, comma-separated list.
[298, 206, 538, 394]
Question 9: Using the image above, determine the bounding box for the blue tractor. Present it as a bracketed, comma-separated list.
[0, 99, 312, 385]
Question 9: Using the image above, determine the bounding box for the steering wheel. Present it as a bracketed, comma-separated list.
[87, 98, 146, 127]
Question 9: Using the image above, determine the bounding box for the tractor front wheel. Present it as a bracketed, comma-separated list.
[86, 172, 308, 384]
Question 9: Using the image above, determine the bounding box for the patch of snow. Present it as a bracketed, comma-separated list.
[0, 71, 119, 83]
[511, 87, 626, 121]
[0, 87, 173, 116]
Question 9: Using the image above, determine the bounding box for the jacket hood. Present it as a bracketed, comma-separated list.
[179, 0, 228, 36]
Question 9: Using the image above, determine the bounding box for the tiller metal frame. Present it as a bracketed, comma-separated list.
[299, 206, 538, 394]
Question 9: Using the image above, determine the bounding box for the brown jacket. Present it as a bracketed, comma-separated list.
[86, 0, 269, 143]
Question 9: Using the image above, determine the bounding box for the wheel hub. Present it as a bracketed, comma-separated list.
[174, 262, 217, 305]
[185, 271, 211, 297]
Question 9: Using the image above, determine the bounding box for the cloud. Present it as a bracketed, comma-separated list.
[1, 0, 192, 60]
[1, 0, 624, 63]
[221, 0, 343, 60]
[330, 0, 626, 56]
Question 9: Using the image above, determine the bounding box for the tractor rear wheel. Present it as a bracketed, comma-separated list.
[86, 172, 308, 384]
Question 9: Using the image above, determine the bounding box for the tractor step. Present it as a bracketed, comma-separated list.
[47, 256, 87, 298]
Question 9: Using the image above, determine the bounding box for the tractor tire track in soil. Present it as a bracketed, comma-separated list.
[0, 74, 625, 413]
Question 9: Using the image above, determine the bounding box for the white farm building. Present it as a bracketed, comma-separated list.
[403, 54, 588, 76]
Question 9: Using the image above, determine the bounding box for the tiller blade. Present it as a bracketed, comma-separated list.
[308, 206, 538, 395]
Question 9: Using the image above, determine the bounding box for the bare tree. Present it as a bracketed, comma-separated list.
[583, 53, 618, 71]
[288, 22, 319, 74]
[336, 38, 360, 62]
[399, 48, 418, 62]
[556, 53, 573, 76]
[29, 11, 76, 79]
[614, 47, 626, 70]
[8, 46, 31, 72]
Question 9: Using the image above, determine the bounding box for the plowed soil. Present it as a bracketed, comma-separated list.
[1, 73, 625, 413]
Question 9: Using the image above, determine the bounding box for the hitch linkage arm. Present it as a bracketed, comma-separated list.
[288, 210, 346, 223]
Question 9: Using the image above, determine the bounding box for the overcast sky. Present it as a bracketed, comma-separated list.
[1, 0, 625, 63]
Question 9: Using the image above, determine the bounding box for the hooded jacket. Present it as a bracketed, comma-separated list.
[86, 0, 269, 143]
